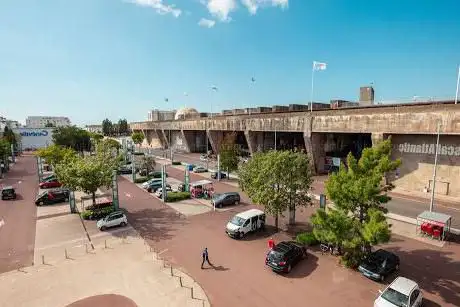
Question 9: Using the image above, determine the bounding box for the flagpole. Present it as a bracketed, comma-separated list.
[429, 121, 441, 212]
[455, 65, 459, 104]
[310, 61, 315, 112]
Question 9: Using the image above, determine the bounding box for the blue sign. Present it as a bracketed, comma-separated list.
[20, 130, 49, 137]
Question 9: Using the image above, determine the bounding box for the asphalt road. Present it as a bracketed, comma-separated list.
[141, 148, 460, 229]
[0, 155, 38, 273]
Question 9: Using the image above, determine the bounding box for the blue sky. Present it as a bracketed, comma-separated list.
[1, 0, 460, 126]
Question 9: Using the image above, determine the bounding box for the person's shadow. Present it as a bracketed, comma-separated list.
[202, 262, 230, 272]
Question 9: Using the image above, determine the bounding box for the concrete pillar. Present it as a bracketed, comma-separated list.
[181, 130, 192, 153]
[371, 133, 385, 146]
[155, 129, 167, 149]
[146, 130, 163, 149]
[161, 130, 170, 148]
[244, 130, 256, 155]
[304, 132, 326, 175]
[207, 130, 224, 154]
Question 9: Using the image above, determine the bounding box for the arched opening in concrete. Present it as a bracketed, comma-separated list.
[314, 133, 372, 174]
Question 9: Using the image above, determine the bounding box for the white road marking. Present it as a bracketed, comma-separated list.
[0, 219, 5, 228]
[125, 193, 132, 198]
[17, 181, 22, 184]
[391, 194, 460, 212]
[158, 248, 168, 255]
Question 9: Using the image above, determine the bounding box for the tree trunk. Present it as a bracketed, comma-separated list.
[92, 192, 96, 206]
[288, 203, 296, 225]
[274, 214, 279, 230]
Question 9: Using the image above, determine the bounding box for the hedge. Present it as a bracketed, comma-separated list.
[166, 191, 191, 202]
[80, 206, 115, 220]
[171, 161, 182, 165]
[133, 152, 145, 156]
[134, 177, 149, 183]
[296, 231, 319, 246]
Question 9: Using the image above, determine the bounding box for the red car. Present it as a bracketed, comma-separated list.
[39, 179, 62, 189]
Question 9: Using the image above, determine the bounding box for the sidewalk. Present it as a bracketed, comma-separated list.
[1, 233, 210, 307]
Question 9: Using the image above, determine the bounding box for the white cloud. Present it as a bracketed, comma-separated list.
[201, 0, 287, 22]
[128, 0, 182, 17]
[241, 0, 288, 15]
[205, 0, 237, 22]
[198, 18, 216, 28]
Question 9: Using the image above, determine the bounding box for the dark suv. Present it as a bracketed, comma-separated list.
[211, 171, 227, 179]
[265, 241, 307, 273]
[358, 249, 400, 282]
[35, 188, 70, 206]
[1, 186, 17, 200]
[211, 192, 240, 208]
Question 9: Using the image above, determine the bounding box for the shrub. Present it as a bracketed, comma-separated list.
[133, 152, 145, 156]
[340, 249, 365, 269]
[134, 177, 149, 183]
[166, 191, 191, 202]
[80, 207, 115, 220]
[296, 232, 319, 246]
[171, 161, 182, 165]
[85, 202, 113, 211]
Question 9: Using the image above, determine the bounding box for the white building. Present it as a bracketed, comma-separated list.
[148, 109, 176, 121]
[85, 124, 103, 134]
[26, 116, 71, 128]
[0, 116, 21, 133]
[12, 128, 54, 150]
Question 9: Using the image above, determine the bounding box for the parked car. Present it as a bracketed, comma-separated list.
[265, 241, 307, 273]
[226, 209, 265, 239]
[118, 165, 132, 174]
[374, 277, 423, 307]
[35, 188, 70, 206]
[140, 170, 168, 178]
[212, 192, 240, 208]
[40, 174, 56, 182]
[39, 178, 62, 189]
[155, 186, 173, 198]
[1, 186, 17, 200]
[141, 178, 162, 189]
[211, 171, 227, 179]
[193, 166, 207, 173]
[97, 211, 128, 231]
[146, 181, 171, 193]
[358, 249, 400, 282]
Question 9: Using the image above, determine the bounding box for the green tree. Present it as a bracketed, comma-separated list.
[112, 123, 119, 136]
[52, 126, 91, 152]
[238, 150, 313, 229]
[55, 141, 119, 205]
[312, 139, 401, 267]
[45, 121, 55, 128]
[0, 138, 11, 158]
[36, 145, 77, 167]
[219, 132, 239, 176]
[102, 119, 113, 136]
[101, 138, 121, 155]
[3, 126, 16, 148]
[140, 156, 156, 174]
[131, 132, 144, 146]
[118, 119, 129, 135]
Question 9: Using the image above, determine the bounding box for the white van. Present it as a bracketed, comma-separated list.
[226, 209, 266, 239]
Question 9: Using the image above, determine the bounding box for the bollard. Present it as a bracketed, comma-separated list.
[41, 255, 45, 265]
[104, 240, 107, 249]
[85, 244, 89, 254]
[179, 276, 183, 287]
[65, 248, 68, 259]
[170, 266, 173, 276]
[191, 287, 194, 299]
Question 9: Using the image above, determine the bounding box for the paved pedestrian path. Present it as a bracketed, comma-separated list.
[0, 234, 210, 307]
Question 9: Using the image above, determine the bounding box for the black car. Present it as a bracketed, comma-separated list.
[265, 241, 307, 273]
[118, 166, 133, 174]
[1, 186, 17, 200]
[211, 171, 227, 179]
[212, 192, 240, 208]
[358, 249, 400, 282]
[35, 188, 70, 206]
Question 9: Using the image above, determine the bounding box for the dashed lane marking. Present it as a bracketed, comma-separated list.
[0, 219, 5, 228]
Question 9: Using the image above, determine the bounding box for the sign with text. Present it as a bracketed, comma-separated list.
[397, 142, 460, 156]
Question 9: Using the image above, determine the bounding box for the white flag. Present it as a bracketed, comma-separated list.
[313, 61, 327, 71]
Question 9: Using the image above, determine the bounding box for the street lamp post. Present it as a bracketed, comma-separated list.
[429, 122, 441, 212]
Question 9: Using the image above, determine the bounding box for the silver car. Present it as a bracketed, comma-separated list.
[194, 166, 207, 173]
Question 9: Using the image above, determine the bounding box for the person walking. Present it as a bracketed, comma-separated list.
[268, 237, 275, 250]
[201, 247, 212, 269]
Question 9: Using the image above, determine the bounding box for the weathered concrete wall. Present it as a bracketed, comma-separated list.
[390, 134, 460, 197]
[130, 103, 460, 135]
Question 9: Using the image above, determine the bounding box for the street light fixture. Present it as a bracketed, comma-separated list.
[429, 121, 441, 212]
